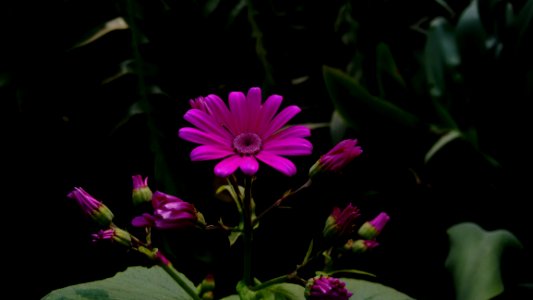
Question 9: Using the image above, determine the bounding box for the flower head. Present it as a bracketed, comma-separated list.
[91, 227, 132, 247]
[309, 139, 362, 177]
[132, 191, 203, 230]
[323, 203, 361, 240]
[358, 212, 390, 240]
[305, 275, 352, 300]
[67, 187, 114, 227]
[178, 87, 313, 177]
[131, 175, 153, 205]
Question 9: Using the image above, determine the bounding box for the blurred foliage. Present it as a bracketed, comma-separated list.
[4, 0, 533, 299]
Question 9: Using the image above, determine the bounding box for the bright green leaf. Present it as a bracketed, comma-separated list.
[71, 17, 129, 49]
[445, 222, 523, 300]
[42, 266, 196, 300]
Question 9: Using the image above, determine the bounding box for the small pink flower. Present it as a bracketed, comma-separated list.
[131, 175, 152, 205]
[67, 187, 114, 227]
[358, 212, 390, 240]
[91, 229, 115, 242]
[310, 139, 362, 177]
[323, 203, 361, 240]
[92, 227, 132, 247]
[178, 87, 313, 177]
[132, 191, 201, 230]
[305, 275, 352, 300]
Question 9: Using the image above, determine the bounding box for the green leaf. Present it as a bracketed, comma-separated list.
[71, 17, 129, 49]
[456, 0, 487, 56]
[376, 42, 406, 98]
[445, 222, 523, 300]
[42, 265, 196, 300]
[329, 110, 350, 144]
[515, 0, 533, 52]
[424, 17, 461, 129]
[322, 65, 420, 132]
[341, 278, 415, 300]
[424, 129, 463, 163]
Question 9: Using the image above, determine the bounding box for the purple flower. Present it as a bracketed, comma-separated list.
[132, 191, 202, 230]
[323, 203, 361, 240]
[358, 212, 390, 240]
[309, 139, 362, 177]
[67, 187, 114, 227]
[305, 275, 353, 300]
[178, 87, 313, 177]
[91, 227, 132, 247]
[131, 175, 153, 205]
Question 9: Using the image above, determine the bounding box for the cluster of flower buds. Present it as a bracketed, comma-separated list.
[68, 175, 206, 250]
[344, 212, 390, 253]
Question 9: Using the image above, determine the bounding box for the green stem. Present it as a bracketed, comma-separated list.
[254, 179, 312, 225]
[154, 249, 202, 300]
[250, 271, 305, 291]
[242, 176, 254, 286]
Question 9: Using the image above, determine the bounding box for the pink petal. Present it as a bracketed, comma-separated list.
[229, 91, 247, 133]
[267, 125, 311, 140]
[246, 87, 262, 131]
[190, 145, 234, 161]
[204, 94, 238, 134]
[178, 127, 230, 147]
[260, 105, 301, 138]
[214, 155, 242, 177]
[257, 95, 282, 132]
[263, 138, 313, 156]
[256, 151, 297, 176]
[184, 109, 233, 140]
[239, 156, 259, 175]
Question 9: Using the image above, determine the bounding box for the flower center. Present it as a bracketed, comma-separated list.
[233, 133, 262, 155]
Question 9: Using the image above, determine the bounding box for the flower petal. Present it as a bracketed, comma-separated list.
[184, 109, 233, 140]
[214, 155, 242, 177]
[263, 138, 313, 156]
[246, 87, 262, 131]
[229, 91, 247, 133]
[190, 145, 234, 161]
[261, 105, 301, 138]
[256, 151, 297, 176]
[267, 125, 311, 140]
[239, 156, 259, 175]
[178, 127, 230, 147]
[257, 94, 282, 133]
[204, 94, 238, 134]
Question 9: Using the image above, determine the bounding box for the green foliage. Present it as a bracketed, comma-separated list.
[445, 222, 523, 300]
[342, 278, 415, 300]
[42, 266, 196, 300]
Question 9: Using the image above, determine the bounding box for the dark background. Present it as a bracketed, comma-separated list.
[4, 0, 532, 299]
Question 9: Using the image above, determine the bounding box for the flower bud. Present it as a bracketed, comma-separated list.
[67, 187, 114, 227]
[309, 139, 362, 177]
[132, 175, 153, 206]
[91, 226, 132, 247]
[304, 275, 352, 300]
[323, 203, 360, 240]
[358, 212, 390, 240]
[344, 239, 379, 253]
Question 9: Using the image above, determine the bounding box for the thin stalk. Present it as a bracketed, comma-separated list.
[154, 250, 202, 300]
[242, 176, 254, 286]
[254, 179, 312, 225]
